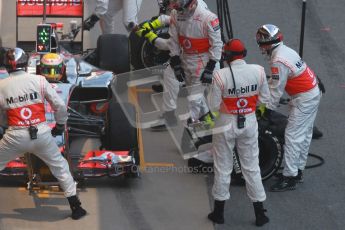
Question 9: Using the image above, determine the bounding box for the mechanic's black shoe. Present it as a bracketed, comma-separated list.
[67, 195, 87, 220]
[296, 169, 304, 183]
[208, 200, 225, 224]
[275, 170, 303, 183]
[270, 176, 297, 192]
[150, 110, 177, 131]
[152, 84, 164, 93]
[253, 202, 269, 227]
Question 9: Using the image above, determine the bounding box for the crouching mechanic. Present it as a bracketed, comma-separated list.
[150, 0, 223, 131]
[84, 0, 143, 34]
[207, 39, 270, 226]
[256, 24, 322, 192]
[0, 48, 87, 220]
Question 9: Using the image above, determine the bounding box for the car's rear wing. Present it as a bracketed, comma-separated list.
[16, 0, 84, 52]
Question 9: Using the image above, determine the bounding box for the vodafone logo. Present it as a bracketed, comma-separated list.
[237, 98, 248, 109]
[20, 107, 33, 120]
[182, 38, 192, 50]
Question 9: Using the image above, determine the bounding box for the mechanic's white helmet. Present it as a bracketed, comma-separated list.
[256, 24, 283, 55]
[40, 53, 65, 82]
[0, 47, 28, 72]
[169, 0, 197, 14]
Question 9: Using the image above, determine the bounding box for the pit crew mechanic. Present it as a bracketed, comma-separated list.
[207, 39, 270, 226]
[151, 0, 223, 130]
[136, 0, 208, 93]
[0, 48, 87, 220]
[84, 0, 143, 34]
[136, 0, 208, 51]
[256, 24, 323, 192]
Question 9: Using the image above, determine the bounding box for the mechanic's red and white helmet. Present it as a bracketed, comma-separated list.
[169, 0, 197, 13]
[0, 47, 28, 72]
[223, 38, 247, 62]
[40, 53, 65, 82]
[256, 24, 283, 55]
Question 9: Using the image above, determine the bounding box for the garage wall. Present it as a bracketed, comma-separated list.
[0, 0, 159, 49]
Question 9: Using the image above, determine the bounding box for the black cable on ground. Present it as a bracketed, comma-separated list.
[278, 152, 325, 170]
[305, 153, 325, 169]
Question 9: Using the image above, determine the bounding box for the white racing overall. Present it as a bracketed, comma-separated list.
[209, 60, 271, 201]
[0, 71, 76, 197]
[266, 43, 321, 177]
[162, 2, 222, 121]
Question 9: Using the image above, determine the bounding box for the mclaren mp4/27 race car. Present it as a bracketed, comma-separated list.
[0, 0, 139, 190]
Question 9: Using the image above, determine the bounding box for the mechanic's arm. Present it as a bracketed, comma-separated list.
[208, 70, 223, 112]
[83, 0, 108, 30]
[0, 99, 8, 128]
[94, 0, 109, 17]
[266, 63, 289, 110]
[206, 16, 223, 63]
[257, 66, 271, 106]
[168, 10, 181, 57]
[147, 15, 171, 50]
[42, 78, 68, 125]
[200, 16, 222, 84]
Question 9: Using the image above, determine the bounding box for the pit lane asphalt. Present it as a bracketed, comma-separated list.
[1, 0, 345, 230]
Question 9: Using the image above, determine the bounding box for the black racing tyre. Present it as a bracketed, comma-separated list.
[97, 34, 130, 74]
[105, 100, 140, 166]
[129, 27, 170, 70]
[258, 131, 283, 181]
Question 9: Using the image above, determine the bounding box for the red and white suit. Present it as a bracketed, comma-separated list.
[266, 43, 321, 177]
[209, 60, 271, 201]
[162, 1, 223, 121]
[0, 71, 76, 197]
[154, 0, 208, 51]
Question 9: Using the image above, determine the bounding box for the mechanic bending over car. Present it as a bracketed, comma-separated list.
[207, 39, 270, 226]
[256, 24, 323, 192]
[136, 0, 208, 93]
[83, 0, 143, 34]
[0, 48, 87, 220]
[149, 0, 223, 131]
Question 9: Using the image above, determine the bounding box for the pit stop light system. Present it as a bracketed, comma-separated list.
[36, 24, 52, 54]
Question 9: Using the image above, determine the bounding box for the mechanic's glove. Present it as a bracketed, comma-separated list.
[200, 60, 217, 84]
[83, 14, 100, 31]
[317, 75, 326, 94]
[170, 56, 185, 82]
[144, 30, 158, 44]
[256, 104, 272, 120]
[200, 111, 220, 129]
[136, 18, 162, 37]
[51, 123, 65, 137]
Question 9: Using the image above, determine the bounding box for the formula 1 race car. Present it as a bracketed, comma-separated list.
[0, 1, 139, 189]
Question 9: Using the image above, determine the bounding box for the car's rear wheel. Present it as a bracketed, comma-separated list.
[97, 34, 130, 74]
[105, 100, 140, 175]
